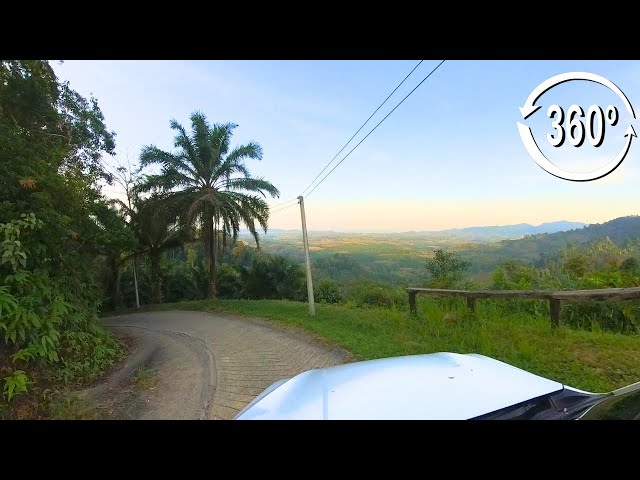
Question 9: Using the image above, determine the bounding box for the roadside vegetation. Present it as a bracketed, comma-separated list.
[0, 60, 131, 418]
[110, 242, 640, 394]
[1, 60, 283, 417]
[128, 297, 640, 393]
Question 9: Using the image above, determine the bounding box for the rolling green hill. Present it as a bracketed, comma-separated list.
[252, 215, 640, 286]
[464, 215, 640, 276]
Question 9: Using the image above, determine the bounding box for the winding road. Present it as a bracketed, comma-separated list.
[97, 311, 351, 420]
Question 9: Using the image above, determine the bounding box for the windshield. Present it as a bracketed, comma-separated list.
[579, 386, 640, 420]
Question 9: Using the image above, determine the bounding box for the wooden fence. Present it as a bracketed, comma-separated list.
[407, 286, 640, 328]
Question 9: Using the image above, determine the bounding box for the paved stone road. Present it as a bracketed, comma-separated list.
[102, 311, 351, 420]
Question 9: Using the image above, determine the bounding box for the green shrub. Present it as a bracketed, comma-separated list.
[217, 264, 243, 299]
[2, 370, 28, 402]
[621, 257, 640, 275]
[315, 280, 343, 304]
[162, 259, 206, 303]
[344, 281, 408, 310]
[240, 255, 305, 300]
[55, 328, 125, 385]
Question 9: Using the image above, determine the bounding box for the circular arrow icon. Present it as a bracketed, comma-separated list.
[517, 71, 636, 182]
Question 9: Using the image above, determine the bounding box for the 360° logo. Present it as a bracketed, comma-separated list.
[517, 72, 636, 182]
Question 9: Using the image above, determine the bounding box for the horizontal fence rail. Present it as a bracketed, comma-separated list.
[406, 287, 640, 328]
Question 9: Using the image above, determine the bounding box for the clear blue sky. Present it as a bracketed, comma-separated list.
[52, 60, 640, 232]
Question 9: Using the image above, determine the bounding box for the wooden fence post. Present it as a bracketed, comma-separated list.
[406, 286, 640, 329]
[409, 291, 417, 315]
[550, 298, 561, 329]
[466, 296, 476, 315]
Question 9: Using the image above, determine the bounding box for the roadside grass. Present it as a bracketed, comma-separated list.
[132, 365, 158, 392]
[48, 393, 101, 420]
[112, 298, 640, 393]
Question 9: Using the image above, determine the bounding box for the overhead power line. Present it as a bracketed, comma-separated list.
[269, 202, 299, 214]
[300, 60, 424, 196]
[268, 197, 299, 210]
[266, 60, 446, 212]
[305, 60, 445, 198]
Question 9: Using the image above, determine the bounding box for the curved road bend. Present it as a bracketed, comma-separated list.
[102, 311, 351, 420]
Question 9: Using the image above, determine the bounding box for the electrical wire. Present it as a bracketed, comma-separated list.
[269, 202, 299, 214]
[268, 197, 299, 210]
[300, 60, 424, 196]
[305, 60, 445, 198]
[266, 60, 445, 212]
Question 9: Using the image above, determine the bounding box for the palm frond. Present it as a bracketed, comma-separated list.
[226, 142, 263, 164]
[227, 177, 280, 198]
[209, 122, 237, 165]
[190, 112, 214, 173]
[169, 119, 197, 159]
[140, 145, 176, 168]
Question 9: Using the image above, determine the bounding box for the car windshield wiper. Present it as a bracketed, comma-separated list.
[475, 380, 640, 420]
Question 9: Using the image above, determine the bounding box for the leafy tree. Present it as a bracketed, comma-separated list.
[492, 261, 537, 290]
[425, 249, 471, 289]
[109, 156, 143, 308]
[216, 264, 243, 299]
[621, 257, 640, 275]
[563, 252, 590, 277]
[0, 60, 123, 401]
[133, 195, 191, 303]
[138, 112, 280, 298]
[91, 199, 137, 310]
[162, 257, 207, 303]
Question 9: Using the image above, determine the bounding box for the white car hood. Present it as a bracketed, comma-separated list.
[236, 352, 564, 420]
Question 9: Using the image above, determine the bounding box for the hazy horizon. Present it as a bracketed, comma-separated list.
[252, 218, 587, 235]
[51, 60, 640, 231]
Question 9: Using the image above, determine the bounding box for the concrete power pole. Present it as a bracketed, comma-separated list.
[298, 196, 316, 316]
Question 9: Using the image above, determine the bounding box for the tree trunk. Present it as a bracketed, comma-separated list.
[133, 253, 140, 309]
[108, 254, 120, 310]
[204, 204, 216, 298]
[150, 250, 162, 304]
[115, 266, 122, 308]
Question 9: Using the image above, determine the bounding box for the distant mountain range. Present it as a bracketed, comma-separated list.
[464, 215, 640, 273]
[397, 221, 587, 240]
[258, 220, 588, 242]
[496, 215, 640, 250]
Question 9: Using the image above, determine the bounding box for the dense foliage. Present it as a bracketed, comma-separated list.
[0, 60, 127, 409]
[489, 242, 640, 332]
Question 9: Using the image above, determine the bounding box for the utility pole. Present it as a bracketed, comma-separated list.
[298, 196, 316, 316]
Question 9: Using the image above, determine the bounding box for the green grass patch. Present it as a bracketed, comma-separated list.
[116, 298, 640, 393]
[132, 365, 158, 392]
[48, 392, 101, 420]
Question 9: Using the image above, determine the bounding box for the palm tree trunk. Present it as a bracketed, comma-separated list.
[150, 250, 162, 304]
[212, 219, 219, 296]
[204, 206, 216, 298]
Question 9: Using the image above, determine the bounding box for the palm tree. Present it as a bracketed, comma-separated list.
[134, 195, 191, 303]
[139, 112, 279, 298]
